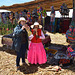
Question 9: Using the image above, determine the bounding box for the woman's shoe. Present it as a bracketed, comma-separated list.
[16, 66, 20, 71]
[23, 62, 27, 65]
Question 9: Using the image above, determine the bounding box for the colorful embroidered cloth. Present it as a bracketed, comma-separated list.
[67, 46, 75, 57]
[66, 21, 75, 42]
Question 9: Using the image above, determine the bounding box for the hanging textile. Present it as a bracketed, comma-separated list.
[9, 12, 13, 24]
[67, 46, 75, 57]
[56, 18, 60, 32]
[19, 11, 22, 18]
[15, 12, 19, 20]
[1, 13, 3, 23]
[50, 6, 55, 22]
[42, 9, 47, 29]
[22, 11, 25, 17]
[66, 21, 75, 42]
[42, 10, 47, 18]
[37, 6, 43, 21]
[2, 12, 6, 23]
[59, 3, 69, 17]
[50, 6, 55, 32]
[0, 13, 2, 22]
[5, 12, 9, 23]
[13, 12, 18, 24]
[44, 16, 50, 32]
[59, 18, 70, 33]
[27, 10, 32, 23]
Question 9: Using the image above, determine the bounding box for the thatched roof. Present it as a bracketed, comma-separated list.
[0, 0, 73, 13]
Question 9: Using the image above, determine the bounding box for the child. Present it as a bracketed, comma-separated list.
[27, 22, 47, 64]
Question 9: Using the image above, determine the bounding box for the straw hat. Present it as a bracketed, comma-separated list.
[31, 22, 42, 28]
[18, 17, 27, 24]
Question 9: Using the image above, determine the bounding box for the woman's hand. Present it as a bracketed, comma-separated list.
[24, 24, 30, 30]
[36, 35, 39, 38]
[33, 31, 36, 35]
[22, 25, 26, 30]
[22, 24, 30, 30]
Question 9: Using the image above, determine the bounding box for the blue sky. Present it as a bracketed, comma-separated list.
[0, 0, 33, 6]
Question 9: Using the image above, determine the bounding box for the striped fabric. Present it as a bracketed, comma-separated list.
[66, 21, 75, 42]
[67, 46, 75, 57]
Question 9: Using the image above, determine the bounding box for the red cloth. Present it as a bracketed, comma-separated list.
[60, 19, 70, 33]
[31, 29, 42, 43]
[59, 59, 70, 64]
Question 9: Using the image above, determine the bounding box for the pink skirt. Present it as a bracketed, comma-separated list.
[27, 42, 47, 64]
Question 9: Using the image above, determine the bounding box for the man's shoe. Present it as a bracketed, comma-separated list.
[16, 66, 20, 71]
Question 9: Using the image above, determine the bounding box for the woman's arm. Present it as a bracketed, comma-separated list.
[29, 34, 34, 40]
[13, 26, 23, 37]
[39, 31, 45, 39]
[29, 30, 45, 40]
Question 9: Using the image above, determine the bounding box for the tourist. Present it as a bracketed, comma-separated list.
[12, 17, 28, 71]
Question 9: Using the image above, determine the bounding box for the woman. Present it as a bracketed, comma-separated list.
[12, 17, 28, 71]
[27, 22, 47, 64]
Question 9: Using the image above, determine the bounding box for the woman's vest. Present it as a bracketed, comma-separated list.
[31, 29, 42, 43]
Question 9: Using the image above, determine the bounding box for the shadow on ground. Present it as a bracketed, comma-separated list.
[0, 44, 75, 74]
